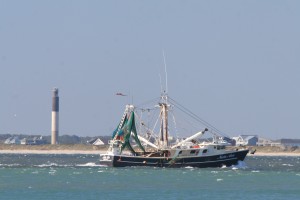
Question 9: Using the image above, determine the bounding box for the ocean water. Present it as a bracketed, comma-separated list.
[0, 154, 300, 200]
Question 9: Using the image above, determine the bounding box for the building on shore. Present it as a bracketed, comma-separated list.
[232, 135, 258, 146]
[279, 139, 300, 147]
[20, 136, 47, 145]
[4, 136, 21, 145]
[256, 137, 281, 147]
[87, 138, 105, 146]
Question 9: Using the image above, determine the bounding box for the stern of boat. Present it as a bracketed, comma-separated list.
[99, 153, 115, 167]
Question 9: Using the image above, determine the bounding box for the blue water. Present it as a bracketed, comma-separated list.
[1, 154, 300, 200]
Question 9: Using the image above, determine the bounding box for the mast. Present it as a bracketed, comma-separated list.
[159, 93, 169, 148]
[159, 52, 169, 149]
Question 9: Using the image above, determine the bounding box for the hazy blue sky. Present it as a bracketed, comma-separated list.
[1, 1, 299, 139]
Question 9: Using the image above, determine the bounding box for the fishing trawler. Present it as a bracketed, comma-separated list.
[100, 92, 249, 168]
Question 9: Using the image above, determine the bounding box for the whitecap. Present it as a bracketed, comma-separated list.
[76, 162, 102, 167]
[36, 163, 58, 167]
[49, 170, 56, 175]
[282, 164, 294, 167]
[185, 166, 193, 169]
[2, 164, 21, 167]
[251, 170, 260, 173]
[232, 161, 247, 170]
[216, 179, 223, 182]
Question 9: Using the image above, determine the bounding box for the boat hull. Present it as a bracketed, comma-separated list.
[100, 150, 249, 168]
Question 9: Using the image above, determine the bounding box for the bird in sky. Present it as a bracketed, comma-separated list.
[116, 93, 127, 96]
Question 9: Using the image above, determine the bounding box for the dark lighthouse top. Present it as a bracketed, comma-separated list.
[52, 88, 59, 112]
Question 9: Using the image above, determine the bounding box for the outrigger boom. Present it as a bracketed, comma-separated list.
[171, 128, 208, 149]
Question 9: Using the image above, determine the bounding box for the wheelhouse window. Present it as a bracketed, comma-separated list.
[203, 149, 208, 153]
[190, 150, 196, 154]
[217, 145, 225, 150]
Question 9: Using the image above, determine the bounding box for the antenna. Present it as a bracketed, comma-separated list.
[163, 50, 168, 94]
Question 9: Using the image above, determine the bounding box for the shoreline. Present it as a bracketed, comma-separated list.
[0, 144, 299, 156]
[248, 152, 300, 157]
[0, 150, 105, 155]
[0, 149, 300, 156]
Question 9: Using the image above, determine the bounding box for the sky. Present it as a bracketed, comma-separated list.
[0, 1, 299, 139]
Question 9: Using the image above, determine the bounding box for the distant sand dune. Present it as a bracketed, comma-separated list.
[0, 144, 299, 156]
[0, 144, 107, 154]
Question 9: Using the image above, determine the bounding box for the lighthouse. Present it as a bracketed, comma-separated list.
[51, 88, 59, 144]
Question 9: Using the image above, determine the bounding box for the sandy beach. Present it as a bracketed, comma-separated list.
[0, 150, 298, 156]
[248, 152, 300, 157]
[0, 149, 105, 154]
[0, 145, 299, 156]
[0, 144, 107, 154]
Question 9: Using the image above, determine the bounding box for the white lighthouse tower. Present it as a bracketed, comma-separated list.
[51, 88, 59, 144]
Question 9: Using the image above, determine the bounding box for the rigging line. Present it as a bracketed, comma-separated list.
[150, 108, 161, 139]
[170, 105, 200, 131]
[135, 105, 161, 130]
[138, 109, 143, 136]
[172, 104, 210, 130]
[169, 110, 179, 139]
[168, 97, 222, 133]
[168, 97, 216, 129]
[171, 109, 202, 133]
[135, 107, 159, 112]
[135, 97, 161, 108]
[168, 97, 228, 137]
[134, 111, 158, 139]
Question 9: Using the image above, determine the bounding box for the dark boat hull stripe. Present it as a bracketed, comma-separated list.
[100, 150, 249, 168]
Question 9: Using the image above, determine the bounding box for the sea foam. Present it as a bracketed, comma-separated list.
[76, 162, 102, 167]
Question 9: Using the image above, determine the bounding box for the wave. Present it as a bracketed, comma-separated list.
[282, 163, 294, 167]
[1, 162, 106, 168]
[35, 163, 59, 167]
[35, 163, 75, 168]
[49, 169, 57, 175]
[0, 163, 21, 167]
[76, 162, 103, 167]
[232, 161, 247, 170]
